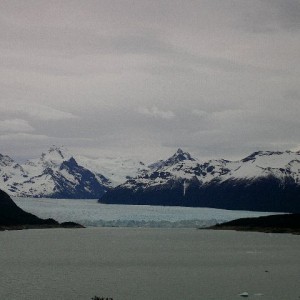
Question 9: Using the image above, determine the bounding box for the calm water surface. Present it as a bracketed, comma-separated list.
[0, 228, 299, 300]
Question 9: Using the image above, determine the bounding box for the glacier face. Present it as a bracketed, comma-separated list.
[13, 197, 276, 228]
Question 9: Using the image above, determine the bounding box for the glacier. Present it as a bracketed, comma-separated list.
[13, 197, 277, 228]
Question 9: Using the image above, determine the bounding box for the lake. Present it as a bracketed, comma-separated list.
[1, 227, 299, 300]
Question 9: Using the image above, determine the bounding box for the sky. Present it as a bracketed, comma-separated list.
[0, 0, 300, 163]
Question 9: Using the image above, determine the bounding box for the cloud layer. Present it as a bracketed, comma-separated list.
[138, 106, 175, 120]
[0, 0, 299, 162]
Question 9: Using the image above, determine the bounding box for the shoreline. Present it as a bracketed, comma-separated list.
[208, 213, 300, 235]
[0, 221, 84, 231]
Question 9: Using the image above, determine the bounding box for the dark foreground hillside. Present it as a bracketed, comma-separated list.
[0, 189, 83, 230]
[209, 214, 300, 234]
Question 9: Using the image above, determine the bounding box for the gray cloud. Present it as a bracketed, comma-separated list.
[0, 119, 34, 133]
[0, 102, 78, 121]
[0, 0, 299, 162]
[270, 0, 300, 32]
[137, 106, 175, 120]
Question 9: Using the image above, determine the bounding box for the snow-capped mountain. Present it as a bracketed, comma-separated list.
[100, 149, 300, 212]
[1, 146, 300, 211]
[0, 146, 109, 198]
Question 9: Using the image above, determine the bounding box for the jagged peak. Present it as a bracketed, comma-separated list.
[172, 148, 194, 160]
[148, 148, 195, 170]
[39, 145, 72, 163]
[176, 148, 184, 155]
[48, 145, 68, 158]
[160, 148, 196, 168]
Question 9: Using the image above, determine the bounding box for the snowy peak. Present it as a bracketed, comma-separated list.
[48, 145, 65, 158]
[48, 146, 69, 159]
[173, 148, 195, 161]
[176, 148, 184, 155]
[40, 145, 72, 164]
[23, 145, 74, 173]
[159, 148, 196, 169]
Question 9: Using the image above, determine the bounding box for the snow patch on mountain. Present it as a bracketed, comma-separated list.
[76, 155, 148, 187]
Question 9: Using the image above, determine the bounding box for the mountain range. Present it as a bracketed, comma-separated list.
[0, 146, 146, 199]
[1, 146, 300, 212]
[100, 148, 300, 212]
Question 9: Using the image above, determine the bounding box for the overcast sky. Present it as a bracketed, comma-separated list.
[1, 0, 300, 163]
